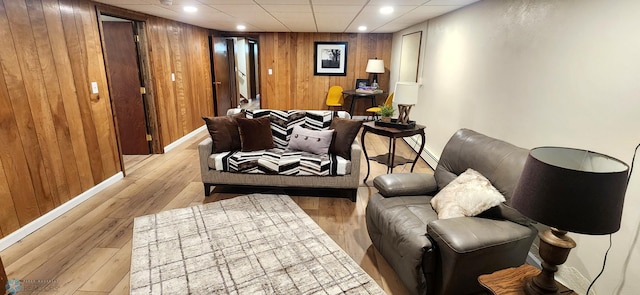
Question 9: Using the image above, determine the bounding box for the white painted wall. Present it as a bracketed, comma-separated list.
[235, 37, 249, 100]
[390, 0, 640, 294]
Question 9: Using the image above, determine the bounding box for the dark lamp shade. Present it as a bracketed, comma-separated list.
[512, 147, 629, 235]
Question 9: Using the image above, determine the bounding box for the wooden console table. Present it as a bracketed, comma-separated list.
[360, 121, 425, 183]
[478, 264, 576, 295]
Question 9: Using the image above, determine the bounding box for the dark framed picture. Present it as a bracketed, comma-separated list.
[355, 78, 369, 89]
[314, 41, 348, 76]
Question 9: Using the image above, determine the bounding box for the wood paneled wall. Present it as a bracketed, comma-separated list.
[258, 33, 393, 114]
[0, 0, 119, 238]
[0, 0, 213, 239]
[146, 17, 213, 146]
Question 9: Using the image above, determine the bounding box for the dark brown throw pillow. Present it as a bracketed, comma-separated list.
[329, 117, 363, 159]
[236, 116, 275, 151]
[202, 111, 246, 153]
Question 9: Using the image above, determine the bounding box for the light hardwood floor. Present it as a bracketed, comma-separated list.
[1, 128, 434, 295]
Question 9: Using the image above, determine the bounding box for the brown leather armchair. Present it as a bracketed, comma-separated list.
[366, 129, 537, 295]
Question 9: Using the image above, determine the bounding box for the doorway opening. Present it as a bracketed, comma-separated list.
[210, 35, 261, 116]
[98, 13, 160, 174]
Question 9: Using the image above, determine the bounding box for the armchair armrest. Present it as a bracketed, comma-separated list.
[427, 217, 537, 294]
[373, 173, 438, 197]
[428, 217, 535, 253]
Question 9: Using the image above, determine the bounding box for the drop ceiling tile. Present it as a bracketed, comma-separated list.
[345, 5, 418, 32]
[255, 0, 309, 4]
[310, 0, 367, 5]
[95, 0, 157, 4]
[367, 0, 431, 5]
[196, 0, 255, 4]
[395, 5, 457, 23]
[88, 0, 481, 32]
[271, 12, 316, 31]
[315, 12, 358, 32]
[372, 23, 414, 33]
[312, 5, 362, 13]
[425, 0, 480, 5]
[262, 5, 312, 13]
[210, 4, 268, 13]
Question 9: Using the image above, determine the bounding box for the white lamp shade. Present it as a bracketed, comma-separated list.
[365, 59, 385, 73]
[394, 82, 419, 105]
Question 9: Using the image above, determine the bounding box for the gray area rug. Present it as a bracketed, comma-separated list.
[130, 194, 385, 294]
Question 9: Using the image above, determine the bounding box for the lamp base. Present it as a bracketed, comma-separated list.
[524, 228, 576, 295]
[524, 276, 560, 295]
[397, 104, 414, 124]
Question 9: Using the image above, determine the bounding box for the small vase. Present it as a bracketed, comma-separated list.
[381, 117, 391, 123]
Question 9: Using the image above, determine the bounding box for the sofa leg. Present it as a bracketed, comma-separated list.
[204, 183, 212, 197]
[348, 189, 357, 202]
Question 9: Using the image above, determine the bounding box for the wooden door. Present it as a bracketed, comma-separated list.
[248, 40, 258, 100]
[103, 21, 149, 155]
[211, 37, 236, 116]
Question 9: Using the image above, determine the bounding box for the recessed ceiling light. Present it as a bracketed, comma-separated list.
[358, 26, 367, 31]
[237, 25, 246, 31]
[183, 6, 197, 13]
[380, 6, 394, 15]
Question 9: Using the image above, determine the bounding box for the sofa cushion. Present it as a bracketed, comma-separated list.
[431, 168, 505, 219]
[202, 111, 245, 153]
[208, 148, 351, 176]
[246, 110, 338, 149]
[302, 110, 335, 130]
[329, 117, 363, 160]
[237, 116, 275, 151]
[246, 109, 285, 148]
[287, 126, 334, 155]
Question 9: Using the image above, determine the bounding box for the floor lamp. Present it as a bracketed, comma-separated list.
[512, 147, 629, 295]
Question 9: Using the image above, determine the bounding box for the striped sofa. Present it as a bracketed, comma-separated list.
[198, 109, 361, 201]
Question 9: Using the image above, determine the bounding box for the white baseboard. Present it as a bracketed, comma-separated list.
[403, 136, 438, 169]
[163, 125, 206, 153]
[0, 172, 124, 252]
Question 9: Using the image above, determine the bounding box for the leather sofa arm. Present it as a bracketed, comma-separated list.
[373, 173, 438, 197]
[427, 217, 537, 294]
[428, 217, 535, 253]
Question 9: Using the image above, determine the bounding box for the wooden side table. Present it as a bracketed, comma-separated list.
[360, 121, 426, 182]
[342, 90, 387, 115]
[478, 264, 576, 295]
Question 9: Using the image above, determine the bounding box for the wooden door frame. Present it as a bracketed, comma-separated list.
[211, 31, 262, 110]
[226, 38, 238, 108]
[95, 5, 163, 175]
[248, 38, 259, 101]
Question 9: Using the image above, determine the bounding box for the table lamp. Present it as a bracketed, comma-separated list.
[366, 58, 385, 90]
[511, 147, 629, 295]
[394, 82, 419, 124]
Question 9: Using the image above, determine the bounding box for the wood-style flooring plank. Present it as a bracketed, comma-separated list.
[42, 247, 119, 295]
[78, 241, 132, 293]
[107, 272, 129, 295]
[1, 129, 432, 295]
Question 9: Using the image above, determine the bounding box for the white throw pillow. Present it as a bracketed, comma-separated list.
[430, 168, 506, 219]
[287, 125, 334, 155]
